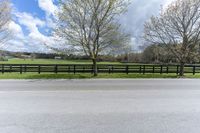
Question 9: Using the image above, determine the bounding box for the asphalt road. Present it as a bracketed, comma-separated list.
[0, 79, 200, 133]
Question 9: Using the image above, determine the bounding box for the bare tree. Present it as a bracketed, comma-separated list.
[142, 44, 175, 64]
[0, 0, 11, 46]
[105, 28, 132, 56]
[55, 0, 130, 76]
[144, 0, 200, 76]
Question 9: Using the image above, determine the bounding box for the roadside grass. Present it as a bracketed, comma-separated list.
[185, 74, 200, 78]
[0, 73, 198, 79]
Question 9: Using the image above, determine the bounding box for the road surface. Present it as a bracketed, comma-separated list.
[0, 79, 200, 133]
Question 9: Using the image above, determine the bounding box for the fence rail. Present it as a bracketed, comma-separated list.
[0, 64, 200, 75]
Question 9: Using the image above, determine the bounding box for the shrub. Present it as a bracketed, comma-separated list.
[0, 56, 8, 61]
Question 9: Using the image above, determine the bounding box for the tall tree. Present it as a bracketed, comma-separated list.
[0, 0, 11, 46]
[104, 28, 131, 56]
[55, 0, 130, 76]
[144, 0, 200, 76]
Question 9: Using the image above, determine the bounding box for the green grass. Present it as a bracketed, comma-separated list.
[0, 73, 198, 79]
[0, 58, 121, 64]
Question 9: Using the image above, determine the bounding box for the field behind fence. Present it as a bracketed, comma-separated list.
[0, 64, 199, 75]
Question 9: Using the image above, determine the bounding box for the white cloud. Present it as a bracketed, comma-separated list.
[6, 40, 26, 52]
[15, 12, 45, 33]
[4, 21, 26, 52]
[15, 12, 52, 43]
[38, 0, 58, 16]
[5, 11, 55, 52]
[38, 0, 58, 28]
[8, 21, 23, 34]
[119, 0, 174, 50]
[8, 21, 24, 39]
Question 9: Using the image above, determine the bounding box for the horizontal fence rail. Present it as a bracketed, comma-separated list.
[0, 64, 199, 75]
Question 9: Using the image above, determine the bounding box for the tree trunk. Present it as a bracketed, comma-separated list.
[92, 58, 98, 76]
[179, 62, 185, 77]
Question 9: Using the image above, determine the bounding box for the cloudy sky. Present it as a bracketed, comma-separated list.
[5, 0, 173, 53]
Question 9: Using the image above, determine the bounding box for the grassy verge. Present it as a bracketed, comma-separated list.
[0, 73, 199, 79]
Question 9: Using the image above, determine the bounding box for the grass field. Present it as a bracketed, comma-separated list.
[0, 58, 121, 64]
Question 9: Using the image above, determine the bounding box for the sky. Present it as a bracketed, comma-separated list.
[5, 0, 173, 53]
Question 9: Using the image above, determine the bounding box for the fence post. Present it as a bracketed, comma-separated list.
[83, 66, 85, 73]
[193, 66, 196, 75]
[38, 65, 41, 74]
[55, 65, 58, 74]
[166, 66, 169, 74]
[24, 65, 27, 73]
[112, 65, 114, 73]
[68, 66, 70, 73]
[160, 65, 163, 74]
[153, 66, 155, 73]
[126, 65, 129, 74]
[143, 65, 145, 74]
[176, 65, 179, 75]
[9, 65, 12, 73]
[109, 66, 111, 74]
[2, 64, 4, 74]
[20, 65, 22, 74]
[74, 65, 76, 74]
[139, 65, 142, 74]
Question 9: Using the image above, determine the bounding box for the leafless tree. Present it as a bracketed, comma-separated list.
[105, 28, 132, 56]
[55, 0, 130, 76]
[0, 0, 11, 46]
[144, 0, 200, 76]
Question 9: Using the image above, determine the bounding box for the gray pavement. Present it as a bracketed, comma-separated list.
[0, 79, 200, 133]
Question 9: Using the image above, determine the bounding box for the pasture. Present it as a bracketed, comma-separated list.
[0, 58, 121, 64]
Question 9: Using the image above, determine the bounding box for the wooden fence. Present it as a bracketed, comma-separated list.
[0, 64, 199, 75]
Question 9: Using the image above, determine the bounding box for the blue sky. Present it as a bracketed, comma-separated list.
[5, 0, 173, 53]
[12, 0, 45, 35]
[12, 0, 45, 17]
[6, 0, 58, 52]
